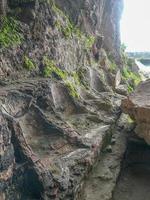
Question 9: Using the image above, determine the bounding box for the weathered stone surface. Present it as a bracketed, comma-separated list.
[0, 0, 125, 198]
[116, 84, 128, 96]
[79, 114, 129, 200]
[121, 80, 150, 144]
[0, 78, 123, 199]
[0, 0, 123, 78]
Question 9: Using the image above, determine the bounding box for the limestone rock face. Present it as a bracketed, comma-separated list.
[121, 80, 150, 144]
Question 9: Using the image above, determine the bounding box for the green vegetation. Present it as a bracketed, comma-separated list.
[122, 66, 141, 93]
[50, 0, 95, 48]
[120, 43, 142, 93]
[54, 19, 73, 38]
[120, 43, 130, 66]
[85, 35, 95, 49]
[65, 80, 79, 98]
[127, 84, 134, 93]
[23, 56, 36, 70]
[43, 57, 67, 79]
[52, 2, 74, 38]
[110, 61, 117, 72]
[74, 28, 83, 38]
[122, 67, 141, 85]
[0, 17, 23, 48]
[108, 53, 117, 72]
[62, 24, 73, 38]
[76, 68, 89, 90]
[72, 72, 81, 85]
[43, 57, 81, 98]
[127, 116, 134, 123]
[120, 43, 127, 53]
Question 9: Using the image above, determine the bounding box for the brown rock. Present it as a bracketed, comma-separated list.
[121, 80, 150, 144]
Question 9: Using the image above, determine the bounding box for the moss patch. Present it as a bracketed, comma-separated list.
[23, 56, 36, 70]
[122, 67, 141, 86]
[43, 57, 68, 79]
[65, 80, 79, 98]
[43, 57, 82, 98]
[52, 3, 74, 39]
[0, 17, 23, 48]
[122, 66, 141, 93]
[54, 19, 73, 38]
[127, 115, 134, 123]
[109, 61, 117, 72]
[51, 1, 95, 47]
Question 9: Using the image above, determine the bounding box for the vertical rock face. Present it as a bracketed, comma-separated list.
[0, 0, 123, 76]
[102, 0, 123, 62]
[0, 0, 124, 199]
[55, 0, 123, 61]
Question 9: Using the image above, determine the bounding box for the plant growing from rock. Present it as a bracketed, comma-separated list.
[23, 56, 36, 71]
[43, 56, 68, 79]
[0, 16, 23, 48]
[43, 57, 81, 98]
[122, 66, 141, 93]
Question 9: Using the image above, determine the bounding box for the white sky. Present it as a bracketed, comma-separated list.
[121, 0, 150, 52]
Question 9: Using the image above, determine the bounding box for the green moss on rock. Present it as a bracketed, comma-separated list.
[0, 17, 23, 48]
[23, 56, 36, 70]
[65, 80, 79, 99]
[43, 57, 68, 79]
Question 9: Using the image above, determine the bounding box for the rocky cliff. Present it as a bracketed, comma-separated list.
[0, 0, 132, 200]
[122, 79, 150, 144]
[0, 0, 123, 79]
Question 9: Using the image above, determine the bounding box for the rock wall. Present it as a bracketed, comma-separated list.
[0, 0, 124, 199]
[0, 0, 123, 78]
[55, 0, 123, 62]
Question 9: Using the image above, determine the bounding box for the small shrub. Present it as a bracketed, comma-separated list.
[43, 57, 67, 79]
[23, 56, 35, 70]
[85, 35, 95, 49]
[0, 17, 23, 48]
[122, 67, 141, 86]
[127, 84, 134, 93]
[110, 61, 117, 72]
[122, 66, 141, 93]
[43, 56, 81, 98]
[65, 80, 79, 98]
[72, 72, 81, 85]
[127, 116, 134, 123]
[52, 3, 74, 39]
[74, 27, 82, 38]
[54, 18, 73, 38]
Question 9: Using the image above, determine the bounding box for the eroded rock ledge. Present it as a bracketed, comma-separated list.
[0, 78, 124, 199]
[122, 79, 150, 144]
